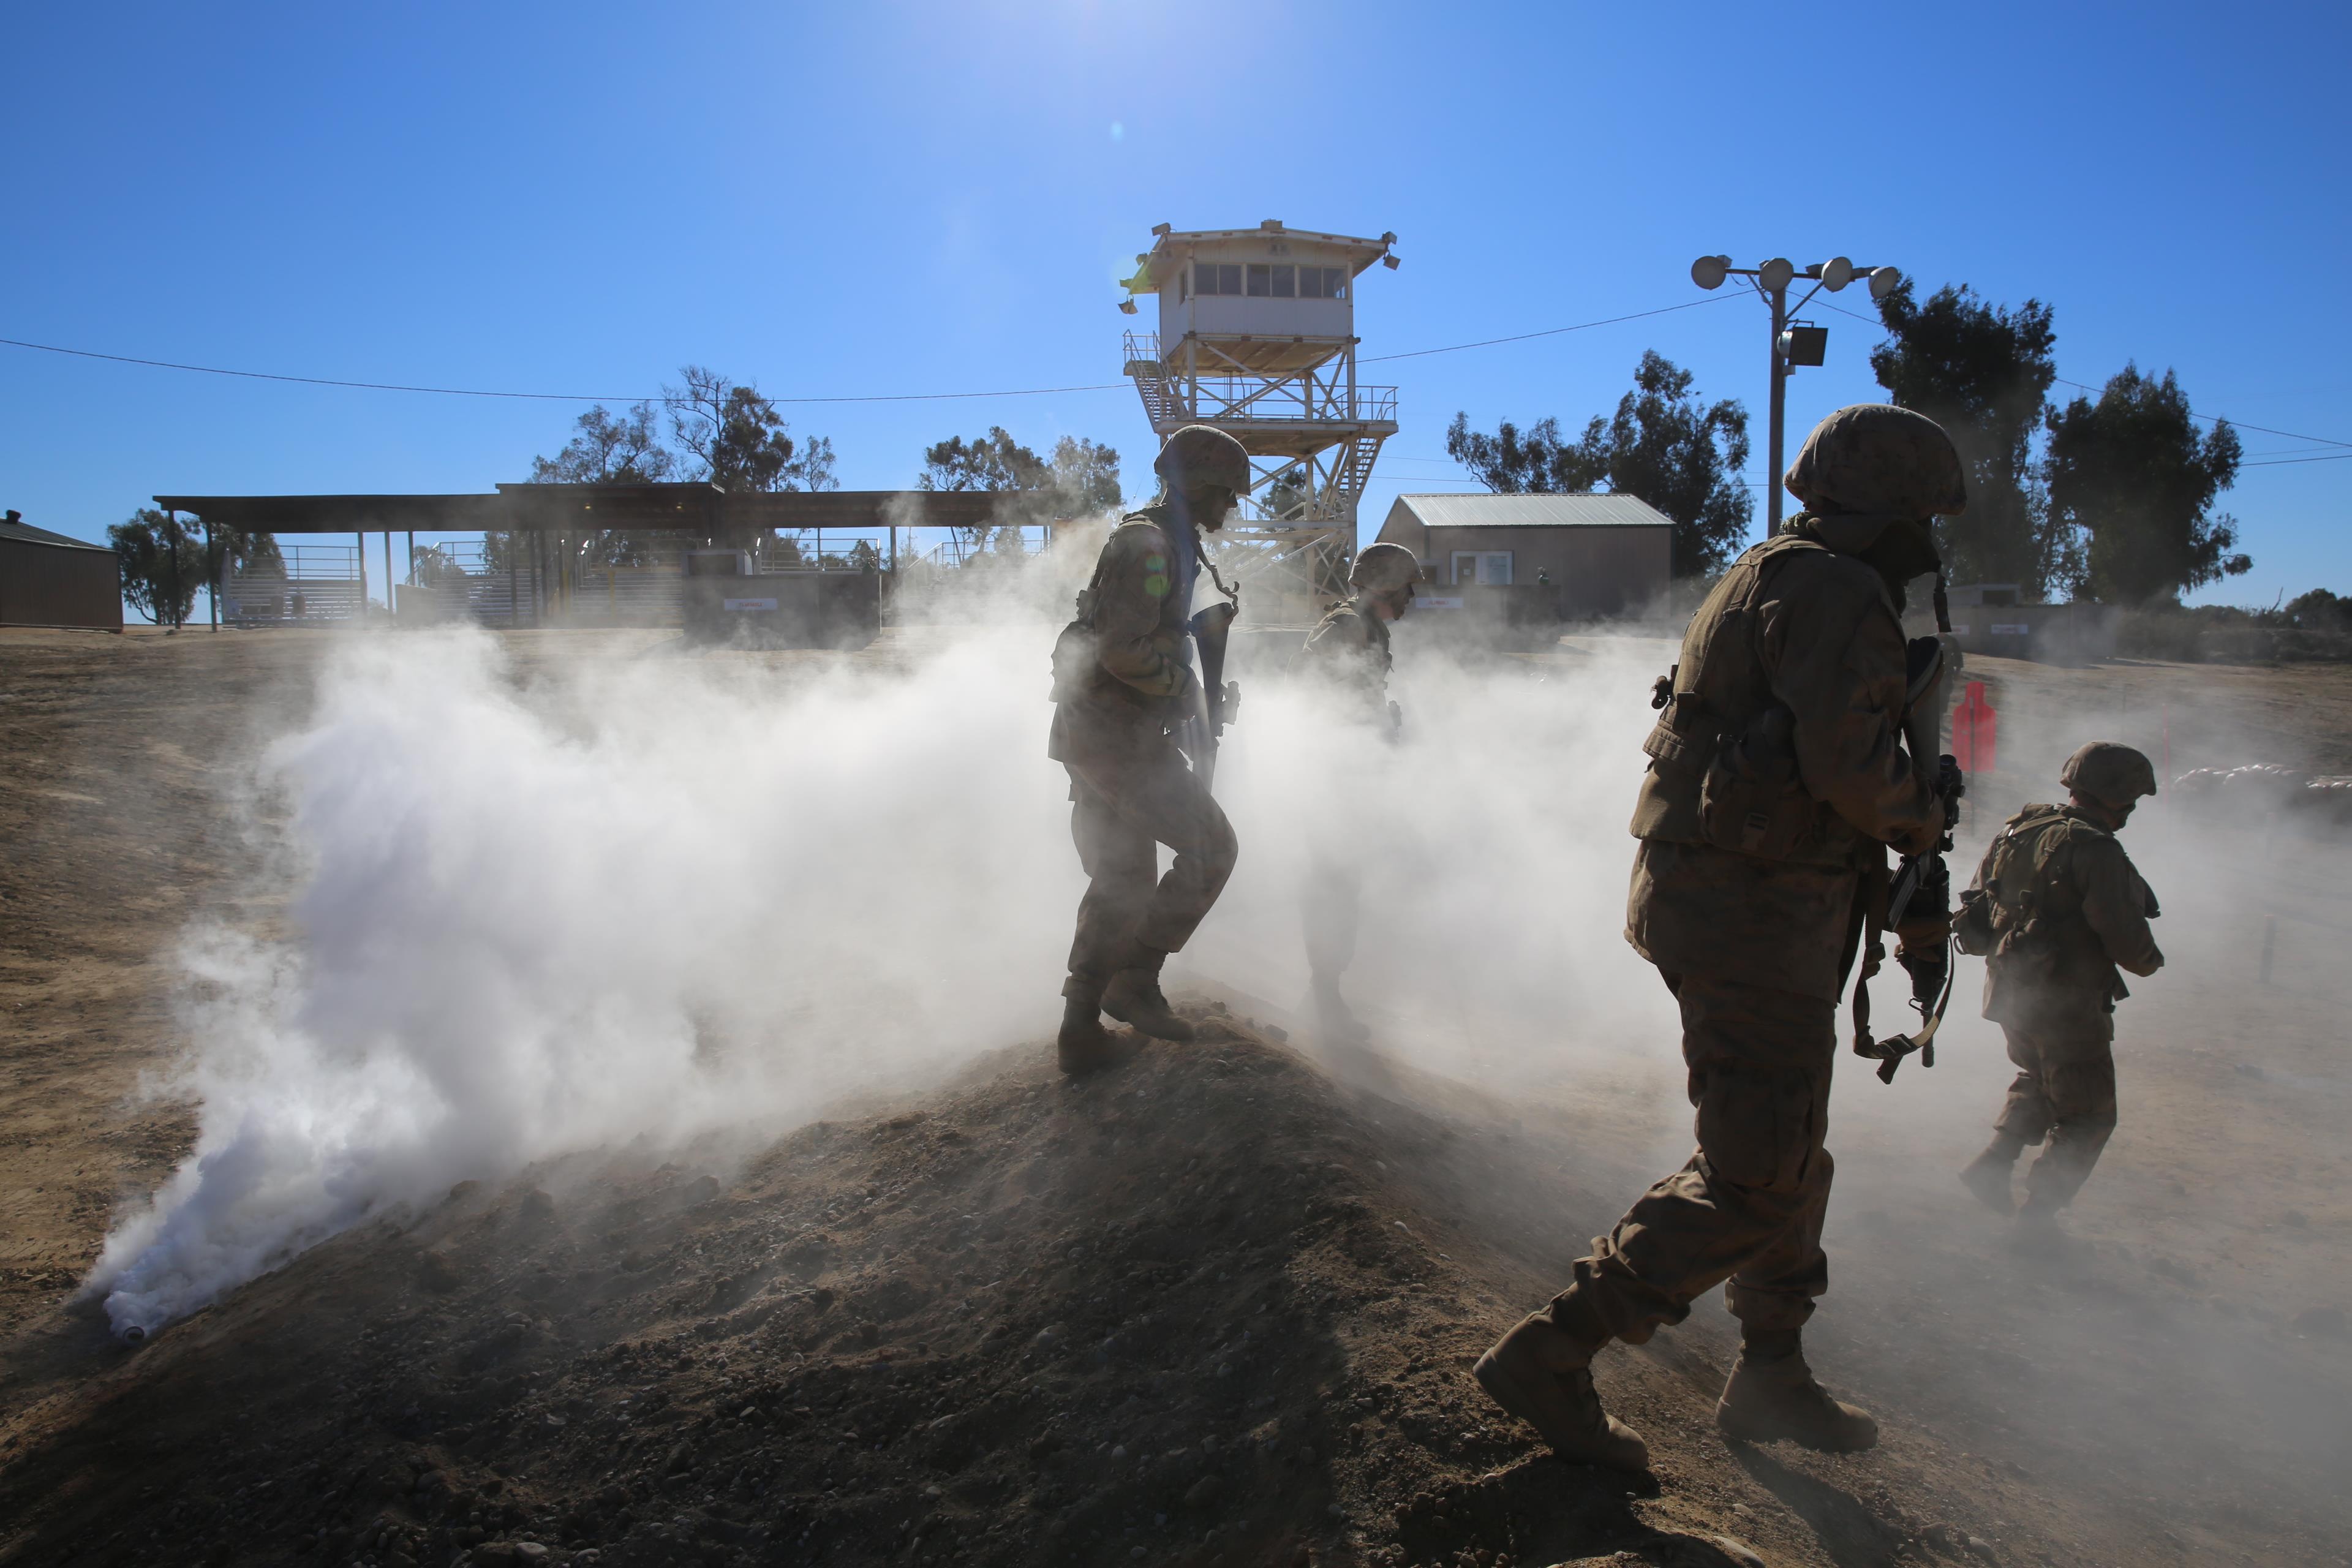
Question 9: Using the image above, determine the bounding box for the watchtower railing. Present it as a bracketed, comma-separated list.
[1123, 333, 1395, 426]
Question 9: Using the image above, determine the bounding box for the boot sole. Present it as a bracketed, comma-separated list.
[1714, 1398, 1879, 1452]
[1099, 1004, 1194, 1042]
[1473, 1351, 1650, 1472]
[1057, 1031, 1126, 1076]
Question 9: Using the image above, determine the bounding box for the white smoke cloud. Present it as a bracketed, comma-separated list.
[90, 627, 1080, 1336]
[86, 600, 1688, 1340]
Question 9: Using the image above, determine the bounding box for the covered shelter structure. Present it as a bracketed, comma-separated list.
[1373, 492, 1674, 622]
[153, 484, 1020, 633]
[0, 511, 121, 631]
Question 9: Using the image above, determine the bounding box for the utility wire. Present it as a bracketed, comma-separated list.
[0, 294, 1739, 409]
[1362, 296, 1733, 363]
[0, 336, 1122, 404]
[1814, 300, 2352, 453]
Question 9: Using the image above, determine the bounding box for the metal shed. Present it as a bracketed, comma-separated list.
[1373, 493, 1674, 620]
[0, 511, 122, 631]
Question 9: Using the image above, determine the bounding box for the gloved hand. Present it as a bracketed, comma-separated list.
[1937, 753, 1967, 804]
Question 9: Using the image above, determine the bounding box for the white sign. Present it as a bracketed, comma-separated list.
[1991, 622, 2030, 635]
[722, 598, 780, 612]
[1414, 596, 1466, 610]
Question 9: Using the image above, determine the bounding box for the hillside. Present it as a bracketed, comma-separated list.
[0, 1011, 2049, 1568]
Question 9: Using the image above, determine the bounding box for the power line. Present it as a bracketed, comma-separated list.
[0, 294, 1740, 409]
[1362, 296, 1735, 363]
[1814, 300, 2352, 452]
[2243, 451, 2352, 467]
[0, 335, 1127, 404]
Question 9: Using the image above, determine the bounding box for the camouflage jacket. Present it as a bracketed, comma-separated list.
[1624, 516, 1943, 1000]
[1048, 505, 1199, 764]
[1969, 803, 2163, 1032]
[1296, 597, 1393, 723]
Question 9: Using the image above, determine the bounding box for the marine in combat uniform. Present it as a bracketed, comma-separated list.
[1295, 541, 1423, 1041]
[1955, 742, 2163, 1248]
[1472, 405, 1964, 1471]
[1047, 425, 1248, 1075]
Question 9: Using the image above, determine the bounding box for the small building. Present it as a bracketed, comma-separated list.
[1372, 493, 1674, 621]
[0, 511, 122, 631]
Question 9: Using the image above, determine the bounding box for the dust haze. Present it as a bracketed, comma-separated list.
[78, 541, 2352, 1551]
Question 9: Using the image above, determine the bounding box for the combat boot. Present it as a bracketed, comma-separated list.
[1715, 1331, 1879, 1452]
[1057, 978, 1118, 1076]
[1472, 1312, 1650, 1472]
[1102, 948, 1194, 1042]
[1960, 1135, 2024, 1216]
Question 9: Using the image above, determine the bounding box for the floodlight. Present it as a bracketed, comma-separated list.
[1758, 257, 1796, 293]
[1820, 257, 1855, 292]
[1691, 255, 1732, 290]
[1382, 254, 1400, 270]
[1151, 222, 1172, 237]
[1868, 266, 1902, 301]
[1381, 231, 1398, 244]
[1118, 299, 1139, 315]
[1781, 324, 1828, 367]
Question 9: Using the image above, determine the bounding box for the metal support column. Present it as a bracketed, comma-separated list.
[356, 530, 367, 620]
[1766, 283, 1788, 536]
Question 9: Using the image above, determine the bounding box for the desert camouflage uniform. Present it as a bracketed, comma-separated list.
[1550, 510, 1944, 1343]
[1970, 804, 2163, 1207]
[1049, 505, 1237, 990]
[1295, 596, 1395, 978]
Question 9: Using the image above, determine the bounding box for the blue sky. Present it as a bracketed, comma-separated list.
[4, 0, 2345, 606]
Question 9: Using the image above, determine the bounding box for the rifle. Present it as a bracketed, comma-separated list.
[1180, 542, 1241, 789]
[1855, 632, 1966, 1083]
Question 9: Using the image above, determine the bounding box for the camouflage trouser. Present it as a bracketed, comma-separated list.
[1549, 973, 1836, 1342]
[1062, 744, 1238, 987]
[1994, 1023, 2117, 1208]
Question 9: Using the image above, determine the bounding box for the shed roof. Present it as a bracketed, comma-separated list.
[1387, 493, 1676, 530]
[1126, 222, 1395, 295]
[149, 487, 1019, 534]
[1, 516, 112, 553]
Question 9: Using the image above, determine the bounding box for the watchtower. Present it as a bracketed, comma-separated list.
[1120, 221, 1400, 610]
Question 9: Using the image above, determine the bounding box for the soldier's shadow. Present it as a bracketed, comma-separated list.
[1723, 1442, 1909, 1568]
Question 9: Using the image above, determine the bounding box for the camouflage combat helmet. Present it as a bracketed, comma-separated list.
[1349, 541, 1422, 594]
[1784, 404, 1968, 519]
[1153, 425, 1251, 494]
[2060, 741, 2159, 808]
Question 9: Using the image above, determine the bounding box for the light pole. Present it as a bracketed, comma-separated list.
[1691, 255, 1902, 533]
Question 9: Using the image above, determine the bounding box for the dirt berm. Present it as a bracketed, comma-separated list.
[0, 1014, 2022, 1568]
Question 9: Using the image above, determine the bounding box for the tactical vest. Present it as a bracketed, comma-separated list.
[1954, 804, 2134, 1003]
[1630, 532, 1874, 868]
[1049, 511, 1194, 705]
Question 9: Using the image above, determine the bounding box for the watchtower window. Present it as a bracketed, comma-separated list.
[1189, 261, 1345, 298]
[1298, 266, 1348, 300]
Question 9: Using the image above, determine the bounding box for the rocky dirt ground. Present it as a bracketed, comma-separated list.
[2, 627, 2349, 1568]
